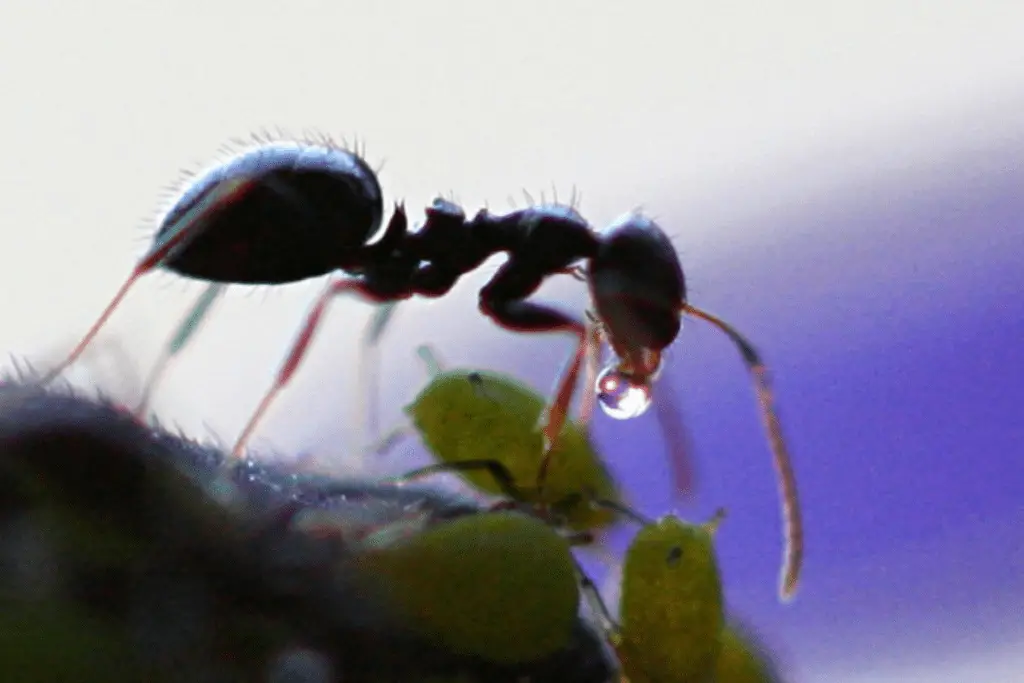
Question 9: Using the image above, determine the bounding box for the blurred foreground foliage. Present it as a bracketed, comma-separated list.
[0, 378, 786, 682]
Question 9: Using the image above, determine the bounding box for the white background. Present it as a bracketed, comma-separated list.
[1, 2, 1022, 681]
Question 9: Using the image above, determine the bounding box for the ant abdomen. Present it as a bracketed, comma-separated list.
[588, 213, 686, 351]
[155, 142, 385, 285]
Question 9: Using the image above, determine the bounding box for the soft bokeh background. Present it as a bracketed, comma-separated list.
[1, 2, 1021, 681]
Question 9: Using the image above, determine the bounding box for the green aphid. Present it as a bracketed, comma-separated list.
[351, 509, 581, 665]
[613, 512, 725, 683]
[399, 347, 621, 532]
[712, 623, 785, 683]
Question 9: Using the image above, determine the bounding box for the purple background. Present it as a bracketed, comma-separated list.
[48, 125, 1021, 682]
[345, 134, 1023, 680]
[603, 139, 1022, 678]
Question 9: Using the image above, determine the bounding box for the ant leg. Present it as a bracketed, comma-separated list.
[352, 205, 414, 442]
[556, 265, 588, 282]
[650, 366, 697, 500]
[478, 287, 601, 494]
[358, 302, 402, 444]
[391, 459, 529, 502]
[577, 317, 604, 427]
[683, 303, 803, 600]
[535, 324, 603, 494]
[136, 282, 227, 418]
[40, 177, 254, 386]
[38, 266, 145, 385]
[232, 277, 402, 457]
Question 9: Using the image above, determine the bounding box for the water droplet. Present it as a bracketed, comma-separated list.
[596, 367, 653, 419]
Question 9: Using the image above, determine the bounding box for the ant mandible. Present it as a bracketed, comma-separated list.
[39, 135, 803, 598]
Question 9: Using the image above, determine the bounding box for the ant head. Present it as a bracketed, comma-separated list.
[587, 213, 685, 418]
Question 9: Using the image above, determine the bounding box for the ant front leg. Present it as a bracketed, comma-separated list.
[477, 271, 600, 494]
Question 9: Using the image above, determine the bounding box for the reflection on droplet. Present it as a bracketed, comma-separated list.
[596, 366, 653, 419]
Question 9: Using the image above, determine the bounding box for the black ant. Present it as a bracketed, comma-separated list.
[38, 136, 803, 598]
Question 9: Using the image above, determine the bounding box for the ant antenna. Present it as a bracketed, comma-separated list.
[682, 303, 803, 600]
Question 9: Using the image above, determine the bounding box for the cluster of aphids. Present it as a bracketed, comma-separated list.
[0, 378, 782, 683]
[26, 134, 801, 682]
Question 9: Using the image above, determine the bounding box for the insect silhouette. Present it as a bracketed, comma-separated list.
[37, 135, 803, 599]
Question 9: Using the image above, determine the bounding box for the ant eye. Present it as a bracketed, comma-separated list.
[596, 366, 653, 420]
[666, 545, 683, 567]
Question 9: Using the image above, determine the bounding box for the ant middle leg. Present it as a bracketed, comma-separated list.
[231, 276, 409, 457]
[231, 245, 471, 457]
[135, 282, 228, 419]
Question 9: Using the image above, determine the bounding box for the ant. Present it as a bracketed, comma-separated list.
[38, 135, 803, 598]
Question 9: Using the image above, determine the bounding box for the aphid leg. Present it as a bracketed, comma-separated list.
[556, 528, 625, 576]
[572, 556, 620, 637]
[682, 303, 803, 600]
[231, 276, 402, 458]
[583, 497, 654, 528]
[390, 459, 529, 502]
[135, 282, 227, 418]
[39, 177, 254, 386]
